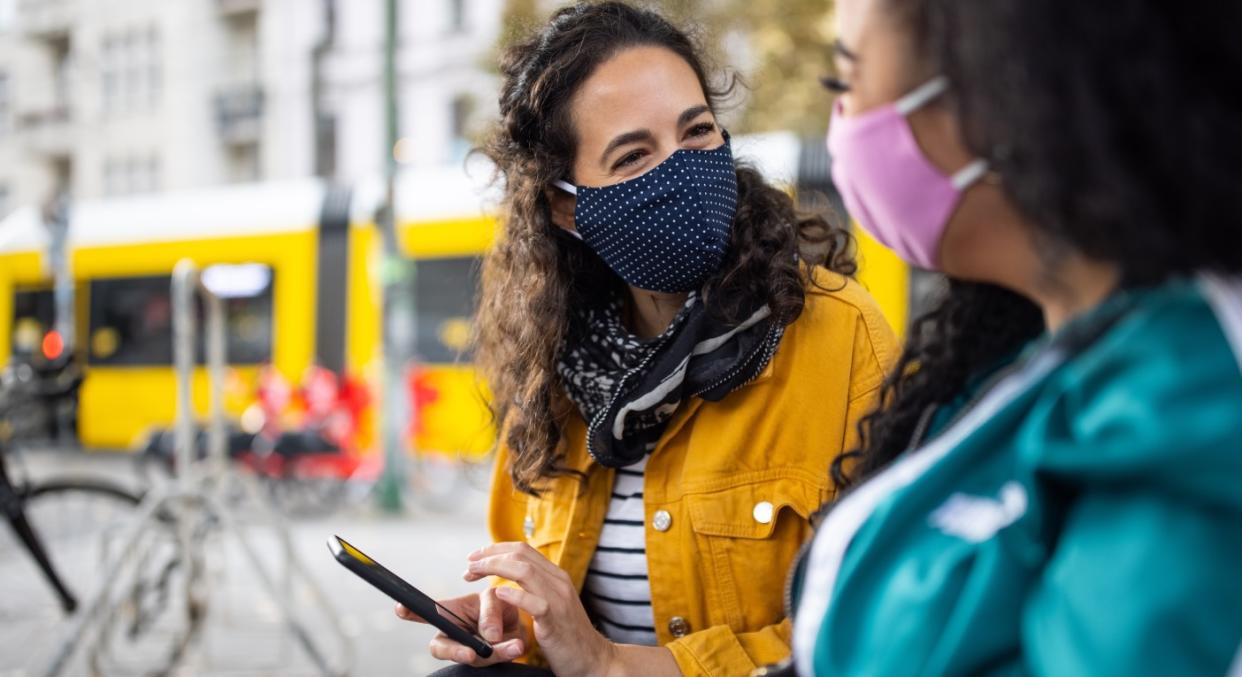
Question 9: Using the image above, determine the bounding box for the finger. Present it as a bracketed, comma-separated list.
[465, 544, 553, 583]
[395, 604, 426, 623]
[492, 638, 526, 661]
[468, 544, 563, 578]
[428, 634, 481, 666]
[467, 541, 535, 561]
[428, 634, 523, 666]
[466, 554, 546, 589]
[494, 584, 551, 618]
[428, 635, 476, 666]
[477, 588, 504, 643]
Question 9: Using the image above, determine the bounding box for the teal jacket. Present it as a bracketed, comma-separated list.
[791, 277, 1242, 676]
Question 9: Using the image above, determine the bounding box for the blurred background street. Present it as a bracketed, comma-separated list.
[0, 0, 916, 675]
[1, 449, 491, 676]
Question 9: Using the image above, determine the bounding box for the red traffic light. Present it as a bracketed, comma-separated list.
[42, 330, 65, 361]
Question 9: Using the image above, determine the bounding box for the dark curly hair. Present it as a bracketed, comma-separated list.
[476, 1, 855, 494]
[836, 0, 1242, 485]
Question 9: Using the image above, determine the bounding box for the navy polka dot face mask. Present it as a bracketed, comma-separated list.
[554, 132, 738, 293]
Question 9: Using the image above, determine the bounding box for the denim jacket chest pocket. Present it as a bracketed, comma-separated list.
[683, 473, 825, 632]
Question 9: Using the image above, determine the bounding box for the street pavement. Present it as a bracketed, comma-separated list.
[0, 450, 494, 676]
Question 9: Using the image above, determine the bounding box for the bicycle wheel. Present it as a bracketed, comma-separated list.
[0, 477, 144, 674]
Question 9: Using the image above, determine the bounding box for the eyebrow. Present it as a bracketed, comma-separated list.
[677, 104, 712, 128]
[833, 39, 859, 62]
[599, 105, 715, 169]
[601, 130, 655, 168]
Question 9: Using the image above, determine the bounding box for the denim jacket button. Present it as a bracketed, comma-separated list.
[652, 510, 672, 532]
[752, 501, 774, 525]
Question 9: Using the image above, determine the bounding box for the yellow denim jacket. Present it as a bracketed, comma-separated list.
[488, 271, 897, 675]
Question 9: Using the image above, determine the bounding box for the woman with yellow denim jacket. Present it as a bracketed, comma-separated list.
[397, 3, 896, 675]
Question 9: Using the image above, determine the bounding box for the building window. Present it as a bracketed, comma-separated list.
[104, 153, 160, 196]
[449, 94, 475, 162]
[127, 157, 143, 194]
[125, 30, 141, 114]
[52, 40, 71, 113]
[103, 158, 117, 196]
[146, 26, 161, 108]
[147, 154, 161, 193]
[227, 143, 261, 183]
[0, 73, 10, 136]
[101, 36, 117, 115]
[102, 26, 160, 116]
[447, 0, 467, 33]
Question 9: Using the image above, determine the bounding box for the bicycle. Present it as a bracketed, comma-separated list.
[0, 359, 190, 676]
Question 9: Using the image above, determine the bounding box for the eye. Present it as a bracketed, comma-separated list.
[613, 149, 647, 171]
[820, 76, 851, 94]
[686, 122, 716, 138]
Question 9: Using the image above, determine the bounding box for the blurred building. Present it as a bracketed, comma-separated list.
[0, 0, 502, 216]
[322, 0, 503, 178]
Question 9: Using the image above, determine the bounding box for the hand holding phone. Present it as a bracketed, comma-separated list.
[327, 535, 494, 659]
[394, 591, 528, 663]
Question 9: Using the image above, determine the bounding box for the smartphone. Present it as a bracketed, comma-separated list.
[327, 535, 494, 658]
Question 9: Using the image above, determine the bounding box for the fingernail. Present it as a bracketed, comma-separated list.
[458, 649, 473, 663]
[506, 644, 523, 659]
[494, 586, 511, 598]
[467, 548, 482, 560]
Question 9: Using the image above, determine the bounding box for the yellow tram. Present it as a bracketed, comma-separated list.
[0, 133, 909, 458]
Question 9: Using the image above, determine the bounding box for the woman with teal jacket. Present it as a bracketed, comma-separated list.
[789, 0, 1242, 674]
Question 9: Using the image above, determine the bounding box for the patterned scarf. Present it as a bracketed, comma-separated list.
[557, 292, 785, 467]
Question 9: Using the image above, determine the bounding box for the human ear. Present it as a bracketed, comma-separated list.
[544, 186, 578, 234]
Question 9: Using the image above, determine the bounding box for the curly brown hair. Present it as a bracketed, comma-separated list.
[476, 1, 855, 494]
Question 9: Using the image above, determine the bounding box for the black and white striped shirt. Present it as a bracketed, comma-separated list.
[584, 456, 658, 645]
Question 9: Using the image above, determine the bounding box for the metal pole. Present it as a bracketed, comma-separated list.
[43, 196, 75, 443]
[44, 196, 74, 352]
[205, 292, 228, 476]
[375, 0, 411, 512]
[171, 261, 198, 492]
[170, 260, 205, 640]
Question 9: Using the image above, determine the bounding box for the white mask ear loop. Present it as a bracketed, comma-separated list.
[550, 180, 583, 240]
[897, 76, 992, 190]
[951, 159, 990, 190]
[895, 76, 949, 115]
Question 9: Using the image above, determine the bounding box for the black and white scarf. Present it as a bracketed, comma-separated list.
[557, 292, 785, 467]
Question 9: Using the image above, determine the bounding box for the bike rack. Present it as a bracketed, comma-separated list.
[40, 260, 354, 677]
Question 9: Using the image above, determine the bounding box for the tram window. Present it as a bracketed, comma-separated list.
[413, 257, 480, 364]
[87, 271, 274, 366]
[217, 277, 274, 364]
[10, 288, 55, 360]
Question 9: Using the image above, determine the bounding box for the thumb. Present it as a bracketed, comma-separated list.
[477, 588, 504, 643]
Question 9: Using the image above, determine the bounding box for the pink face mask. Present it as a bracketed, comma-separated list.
[827, 76, 988, 270]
